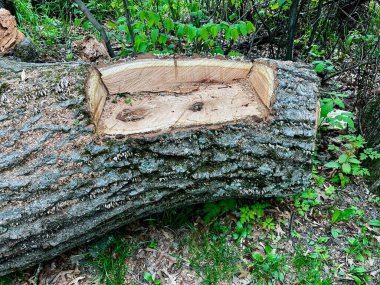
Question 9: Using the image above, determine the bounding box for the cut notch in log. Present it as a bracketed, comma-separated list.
[87, 58, 277, 137]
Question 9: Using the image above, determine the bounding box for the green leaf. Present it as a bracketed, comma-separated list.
[163, 18, 174, 31]
[332, 207, 357, 223]
[139, 10, 148, 22]
[143, 272, 153, 281]
[320, 99, 334, 118]
[346, 35, 354, 46]
[315, 63, 325, 73]
[246, 21, 256, 33]
[331, 211, 341, 224]
[151, 29, 159, 44]
[200, 26, 209, 41]
[185, 25, 197, 41]
[271, 3, 280, 10]
[333, 97, 345, 109]
[82, 20, 91, 30]
[338, 154, 349, 163]
[158, 34, 168, 44]
[209, 24, 220, 38]
[252, 253, 264, 262]
[176, 24, 184, 37]
[331, 228, 341, 238]
[368, 220, 380, 227]
[324, 161, 340, 169]
[238, 22, 248, 36]
[74, 18, 83, 27]
[230, 27, 239, 41]
[148, 13, 159, 27]
[342, 163, 351, 174]
[348, 158, 361, 164]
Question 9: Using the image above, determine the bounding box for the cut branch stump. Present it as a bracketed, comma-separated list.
[0, 57, 319, 275]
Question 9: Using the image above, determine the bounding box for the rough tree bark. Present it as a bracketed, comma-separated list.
[360, 91, 380, 194]
[0, 57, 319, 275]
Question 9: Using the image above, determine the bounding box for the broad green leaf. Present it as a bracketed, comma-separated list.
[151, 29, 159, 44]
[252, 253, 264, 262]
[82, 20, 91, 30]
[143, 272, 153, 281]
[158, 34, 168, 44]
[139, 11, 148, 22]
[200, 26, 209, 41]
[338, 154, 349, 163]
[209, 25, 220, 38]
[163, 18, 174, 31]
[333, 97, 345, 109]
[368, 220, 380, 227]
[320, 99, 334, 118]
[315, 63, 325, 73]
[271, 3, 280, 10]
[331, 211, 341, 224]
[74, 18, 83, 27]
[238, 22, 248, 36]
[348, 158, 361, 164]
[185, 25, 197, 41]
[324, 161, 340, 169]
[331, 228, 341, 238]
[342, 163, 351, 174]
[148, 13, 159, 27]
[176, 24, 185, 37]
[346, 35, 354, 46]
[230, 27, 239, 41]
[246, 21, 256, 33]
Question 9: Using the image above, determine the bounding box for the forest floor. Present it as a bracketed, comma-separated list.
[1, 37, 380, 285]
[2, 176, 380, 285]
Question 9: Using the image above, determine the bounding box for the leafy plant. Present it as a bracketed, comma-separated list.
[233, 221, 252, 242]
[319, 91, 354, 130]
[293, 246, 333, 285]
[143, 272, 161, 284]
[250, 244, 288, 284]
[331, 207, 357, 224]
[324, 135, 380, 187]
[294, 188, 320, 216]
[239, 203, 269, 224]
[202, 199, 236, 223]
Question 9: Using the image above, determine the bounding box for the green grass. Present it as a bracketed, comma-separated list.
[85, 235, 137, 285]
[186, 223, 241, 285]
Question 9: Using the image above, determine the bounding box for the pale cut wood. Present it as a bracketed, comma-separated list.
[89, 59, 275, 136]
[98, 59, 253, 95]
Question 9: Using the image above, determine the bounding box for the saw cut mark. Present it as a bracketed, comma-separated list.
[87, 58, 277, 136]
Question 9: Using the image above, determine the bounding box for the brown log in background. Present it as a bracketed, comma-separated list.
[0, 57, 319, 275]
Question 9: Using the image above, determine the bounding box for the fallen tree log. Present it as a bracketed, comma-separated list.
[360, 90, 380, 194]
[0, 57, 319, 275]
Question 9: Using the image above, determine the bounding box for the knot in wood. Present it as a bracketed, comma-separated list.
[190, 102, 204, 112]
[116, 108, 146, 122]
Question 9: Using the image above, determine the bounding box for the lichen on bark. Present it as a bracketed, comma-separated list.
[0, 58, 319, 276]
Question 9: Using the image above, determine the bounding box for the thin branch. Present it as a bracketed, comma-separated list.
[285, 0, 301, 60]
[123, 0, 135, 47]
[72, 0, 115, 58]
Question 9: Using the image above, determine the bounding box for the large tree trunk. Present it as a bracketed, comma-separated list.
[360, 91, 380, 194]
[0, 57, 319, 276]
